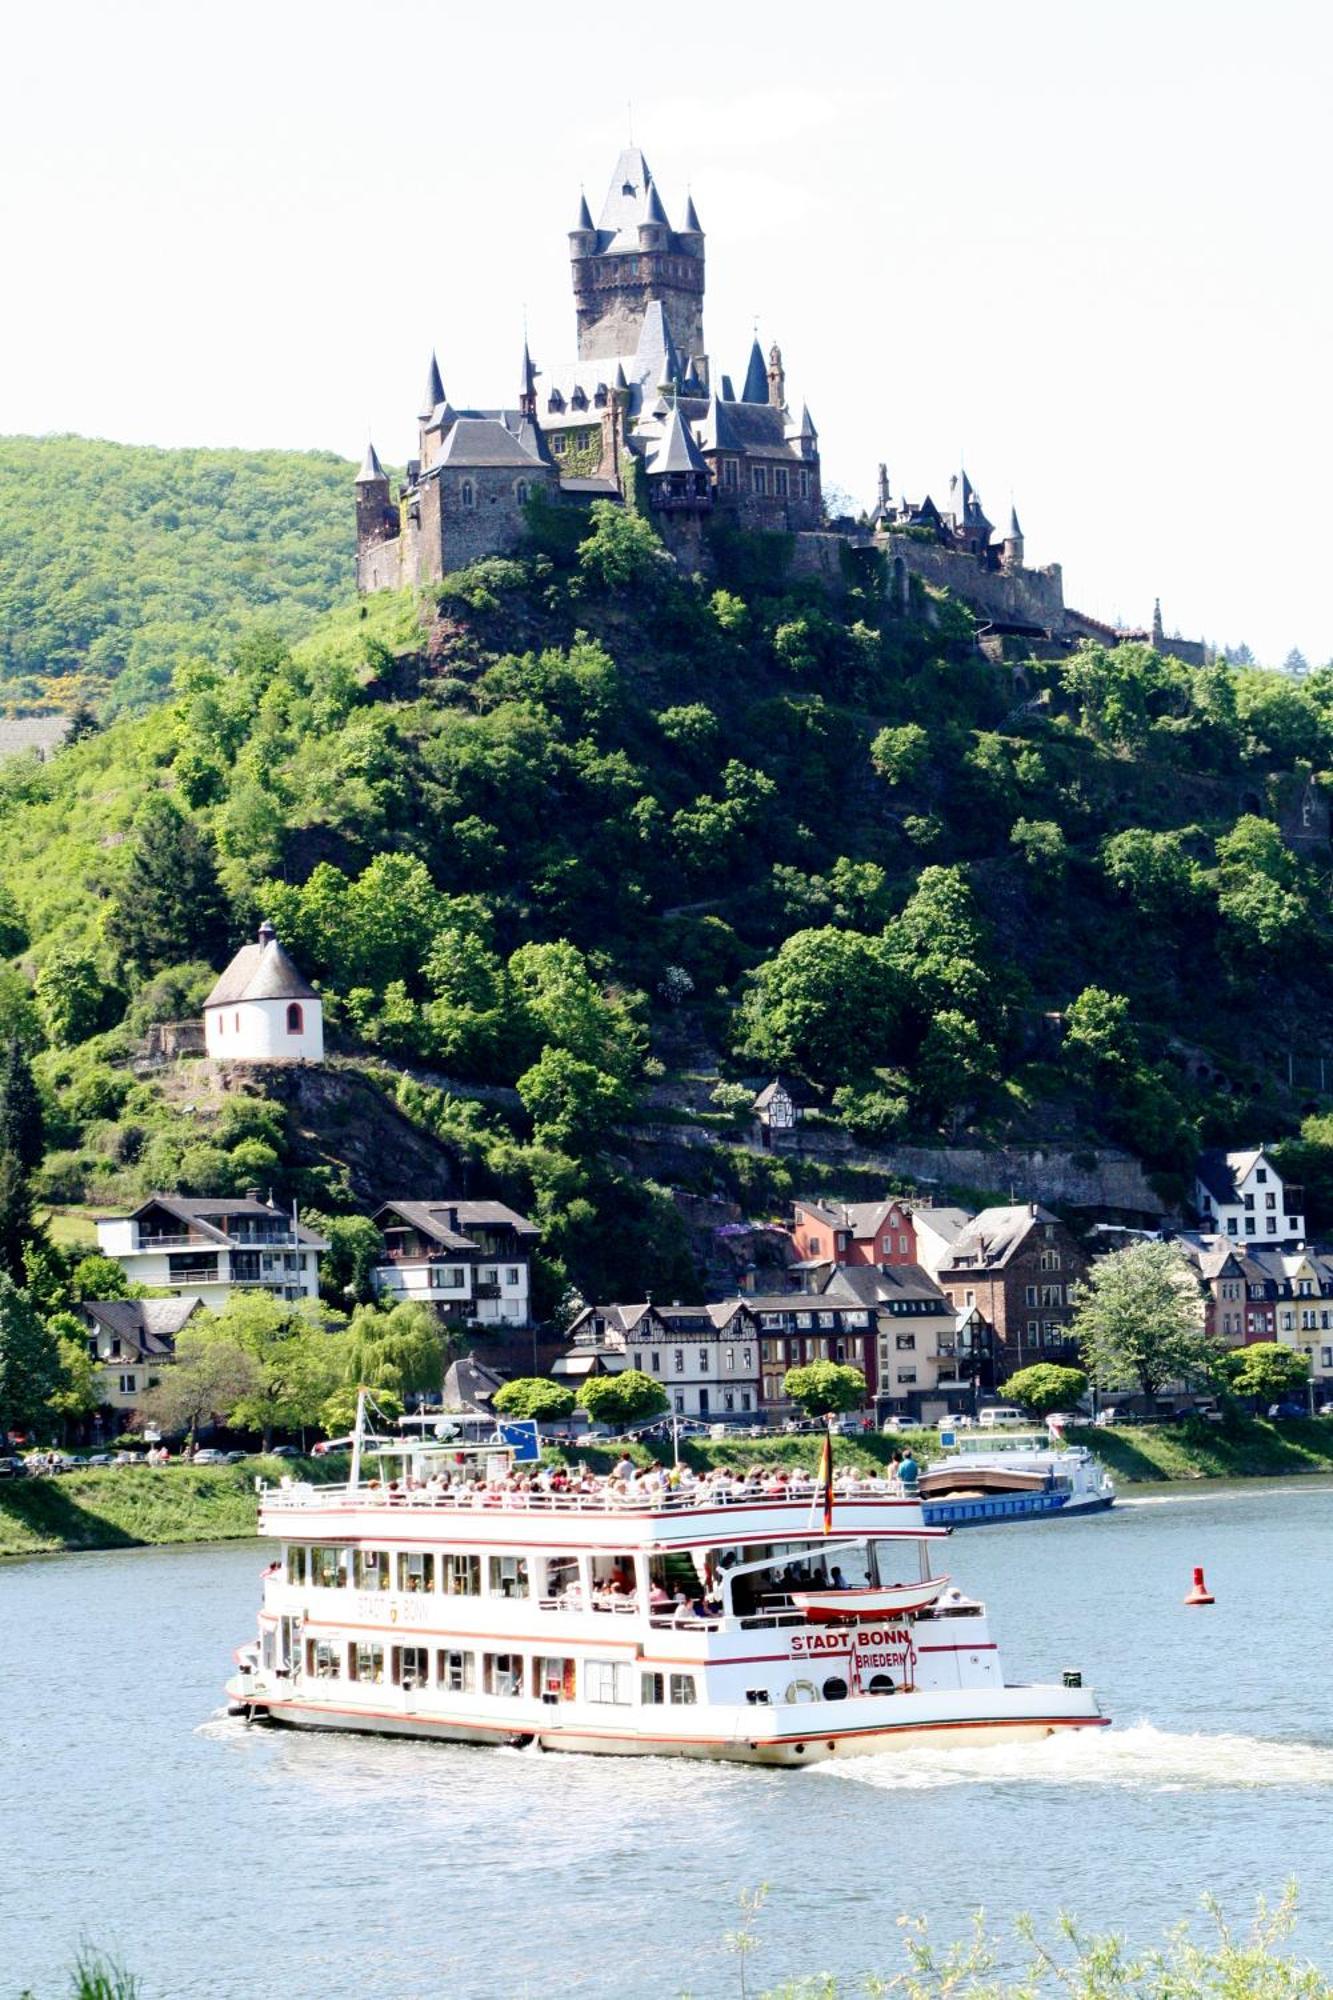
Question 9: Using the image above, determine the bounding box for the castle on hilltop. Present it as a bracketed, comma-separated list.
[356, 147, 1206, 664]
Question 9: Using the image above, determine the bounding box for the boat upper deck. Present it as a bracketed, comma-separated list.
[258, 1473, 944, 1549]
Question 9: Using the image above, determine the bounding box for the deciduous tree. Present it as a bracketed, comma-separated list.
[492, 1377, 576, 1421]
[575, 1369, 667, 1426]
[1072, 1241, 1217, 1402]
[783, 1360, 866, 1418]
[1002, 1363, 1089, 1418]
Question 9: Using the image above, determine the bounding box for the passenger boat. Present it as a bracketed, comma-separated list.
[224, 1405, 1109, 1766]
[918, 1431, 1115, 1527]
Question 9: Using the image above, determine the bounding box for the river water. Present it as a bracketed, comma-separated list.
[5, 1480, 1333, 1998]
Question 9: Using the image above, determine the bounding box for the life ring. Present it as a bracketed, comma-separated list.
[785, 1678, 820, 1704]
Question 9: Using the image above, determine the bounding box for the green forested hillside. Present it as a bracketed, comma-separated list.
[0, 435, 356, 714]
[5, 499, 1333, 1308]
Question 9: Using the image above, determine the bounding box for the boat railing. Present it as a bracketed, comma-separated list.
[260, 1477, 910, 1515]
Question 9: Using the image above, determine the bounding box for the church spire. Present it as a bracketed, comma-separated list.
[418, 351, 445, 422]
[741, 336, 768, 403]
[355, 441, 387, 485]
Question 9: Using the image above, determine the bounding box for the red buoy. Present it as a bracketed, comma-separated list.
[1184, 1565, 1215, 1606]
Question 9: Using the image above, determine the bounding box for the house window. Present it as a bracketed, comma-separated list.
[1267, 1219, 1277, 1235]
[698, 1349, 710, 1371]
[751, 465, 768, 495]
[1323, 1349, 1333, 1370]
[897, 1368, 917, 1385]
[1027, 1320, 1040, 1337]
[1256, 1169, 1268, 1183]
[896, 1334, 916, 1351]
[798, 470, 810, 498]
[1265, 1193, 1277, 1210]
[286, 1002, 303, 1034]
[1025, 1286, 1038, 1306]
[234, 1012, 240, 1032]
[742, 1347, 752, 1369]
[723, 459, 738, 488]
[725, 1346, 735, 1372]
[632, 1351, 642, 1371]
[674, 1349, 684, 1373]
[118, 1372, 136, 1394]
[552, 434, 567, 456]
[773, 467, 789, 497]
[460, 479, 475, 506]
[650, 1350, 661, 1372]
[673, 1391, 684, 1413]
[504, 1267, 519, 1286]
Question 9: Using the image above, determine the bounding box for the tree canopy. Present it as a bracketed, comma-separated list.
[783, 1360, 867, 1417]
[1072, 1242, 1218, 1401]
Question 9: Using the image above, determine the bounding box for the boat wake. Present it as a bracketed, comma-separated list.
[816, 1721, 1333, 1792]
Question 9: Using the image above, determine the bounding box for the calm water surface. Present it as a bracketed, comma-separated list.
[5, 1480, 1333, 1998]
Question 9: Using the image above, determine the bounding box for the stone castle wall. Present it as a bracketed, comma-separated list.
[879, 534, 1066, 629]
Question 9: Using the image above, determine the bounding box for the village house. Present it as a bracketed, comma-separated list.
[1194, 1147, 1305, 1247]
[81, 1297, 205, 1422]
[94, 1194, 328, 1309]
[815, 1263, 970, 1421]
[203, 922, 323, 1064]
[788, 1197, 918, 1270]
[935, 1204, 1088, 1385]
[557, 1301, 760, 1421]
[371, 1200, 538, 1329]
[745, 1293, 874, 1423]
[751, 1077, 800, 1149]
[909, 1206, 976, 1279]
[1246, 1247, 1333, 1392]
[1172, 1235, 1252, 1346]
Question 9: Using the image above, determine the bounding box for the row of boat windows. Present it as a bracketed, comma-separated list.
[301, 1637, 695, 1707]
[288, 1547, 546, 1596]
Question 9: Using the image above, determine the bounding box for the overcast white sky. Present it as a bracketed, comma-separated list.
[3, 0, 1329, 663]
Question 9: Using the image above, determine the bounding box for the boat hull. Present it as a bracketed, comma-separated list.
[922, 1491, 1114, 1527]
[225, 1677, 1109, 1767]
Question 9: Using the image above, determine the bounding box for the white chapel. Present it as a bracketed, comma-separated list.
[203, 921, 324, 1064]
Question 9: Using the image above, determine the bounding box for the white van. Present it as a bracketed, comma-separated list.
[978, 1405, 1024, 1428]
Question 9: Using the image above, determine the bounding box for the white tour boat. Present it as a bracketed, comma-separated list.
[224, 1409, 1109, 1766]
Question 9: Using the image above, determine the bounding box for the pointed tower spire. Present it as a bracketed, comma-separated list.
[519, 337, 538, 418]
[355, 441, 387, 485]
[741, 336, 768, 403]
[642, 177, 669, 226]
[418, 352, 445, 422]
[683, 193, 703, 233]
[1008, 502, 1023, 540]
[576, 191, 594, 231]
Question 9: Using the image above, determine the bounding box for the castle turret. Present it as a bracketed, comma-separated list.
[767, 342, 786, 411]
[877, 464, 891, 515]
[418, 351, 445, 423]
[786, 401, 818, 460]
[519, 338, 538, 420]
[354, 442, 399, 589]
[1152, 597, 1165, 647]
[570, 147, 705, 363]
[741, 336, 768, 403]
[1001, 503, 1024, 571]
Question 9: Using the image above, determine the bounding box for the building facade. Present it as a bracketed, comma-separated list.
[94, 1195, 328, 1309]
[558, 1301, 761, 1420]
[936, 1205, 1088, 1384]
[789, 1198, 918, 1270]
[82, 1297, 205, 1420]
[1194, 1148, 1305, 1247]
[372, 1201, 538, 1328]
[817, 1264, 969, 1419]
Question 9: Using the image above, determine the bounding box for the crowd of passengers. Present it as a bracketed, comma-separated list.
[359, 1452, 919, 1507]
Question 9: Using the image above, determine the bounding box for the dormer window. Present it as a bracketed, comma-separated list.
[547, 389, 565, 413]
[571, 385, 588, 411]
[594, 384, 608, 407]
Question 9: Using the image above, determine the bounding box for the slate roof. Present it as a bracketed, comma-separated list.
[419, 352, 445, 420]
[443, 1355, 507, 1412]
[1196, 1149, 1267, 1206]
[942, 1205, 1062, 1270]
[821, 1262, 951, 1309]
[595, 146, 656, 250]
[103, 1194, 327, 1248]
[694, 394, 805, 460]
[84, 1296, 204, 1356]
[204, 926, 317, 1009]
[911, 1207, 974, 1246]
[752, 1078, 794, 1112]
[683, 193, 702, 233]
[741, 338, 769, 403]
[355, 441, 387, 484]
[432, 417, 546, 469]
[645, 403, 708, 476]
[374, 1199, 538, 1250]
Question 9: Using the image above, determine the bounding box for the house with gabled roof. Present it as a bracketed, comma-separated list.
[1194, 1147, 1304, 1247]
[82, 1296, 206, 1418]
[935, 1203, 1088, 1386]
[203, 921, 323, 1064]
[557, 1299, 760, 1421]
[371, 1199, 538, 1328]
[817, 1263, 970, 1419]
[94, 1194, 328, 1309]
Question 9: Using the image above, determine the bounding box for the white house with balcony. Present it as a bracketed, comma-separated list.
[1195, 1147, 1305, 1247]
[203, 921, 323, 1063]
[557, 1301, 762, 1420]
[94, 1194, 329, 1309]
[371, 1200, 537, 1327]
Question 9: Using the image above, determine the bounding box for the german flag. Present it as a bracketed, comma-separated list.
[819, 1422, 834, 1534]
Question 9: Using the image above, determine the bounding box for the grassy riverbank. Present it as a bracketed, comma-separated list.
[0, 1458, 337, 1558]
[6, 1418, 1333, 1557]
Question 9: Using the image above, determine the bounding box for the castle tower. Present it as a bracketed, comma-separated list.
[741, 336, 769, 403]
[767, 342, 786, 411]
[354, 442, 397, 570]
[1001, 503, 1024, 571]
[518, 337, 538, 420]
[1152, 597, 1165, 647]
[418, 351, 444, 423]
[569, 147, 705, 363]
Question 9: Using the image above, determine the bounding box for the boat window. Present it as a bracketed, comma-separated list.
[537, 1656, 575, 1701]
[441, 1553, 482, 1596]
[397, 1551, 435, 1593]
[585, 1660, 634, 1705]
[392, 1645, 429, 1689]
[590, 1556, 638, 1608]
[867, 1672, 896, 1695]
[288, 1545, 307, 1585]
[641, 1671, 665, 1705]
[822, 1676, 849, 1701]
[541, 1555, 583, 1606]
[353, 1549, 391, 1591]
[348, 1643, 384, 1683]
[483, 1652, 524, 1697]
[311, 1545, 349, 1589]
[437, 1648, 474, 1692]
[261, 1630, 275, 1672]
[669, 1673, 696, 1706]
[488, 1555, 530, 1599]
[305, 1639, 341, 1680]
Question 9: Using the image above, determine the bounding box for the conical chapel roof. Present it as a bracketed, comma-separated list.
[204, 923, 318, 1009]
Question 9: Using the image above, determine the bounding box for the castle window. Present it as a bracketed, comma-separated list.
[773, 467, 789, 497]
[460, 480, 474, 508]
[286, 1003, 304, 1035]
[594, 384, 608, 407]
[515, 481, 529, 504]
[751, 465, 768, 496]
[798, 470, 810, 498]
[547, 389, 565, 412]
[723, 459, 738, 489]
[571, 386, 588, 410]
[552, 433, 567, 455]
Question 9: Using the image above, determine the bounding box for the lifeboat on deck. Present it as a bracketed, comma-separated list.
[791, 1575, 950, 1623]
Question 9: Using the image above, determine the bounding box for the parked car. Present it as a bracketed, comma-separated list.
[0, 1455, 27, 1478]
[192, 1448, 227, 1465]
[1268, 1400, 1308, 1421]
[84, 1452, 114, 1467]
[222, 1450, 250, 1464]
[978, 1406, 1025, 1429]
[112, 1451, 146, 1466]
[267, 1444, 300, 1459]
[1316, 1403, 1333, 1418]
